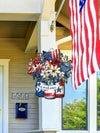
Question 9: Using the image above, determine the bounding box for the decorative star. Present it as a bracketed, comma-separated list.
[57, 87, 62, 93]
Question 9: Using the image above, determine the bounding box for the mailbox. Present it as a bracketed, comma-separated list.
[16, 103, 27, 119]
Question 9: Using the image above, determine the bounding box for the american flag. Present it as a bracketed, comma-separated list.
[43, 49, 60, 60]
[68, 0, 100, 89]
[51, 49, 60, 59]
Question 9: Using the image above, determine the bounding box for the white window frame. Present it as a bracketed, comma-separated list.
[57, 73, 100, 133]
[0, 59, 10, 133]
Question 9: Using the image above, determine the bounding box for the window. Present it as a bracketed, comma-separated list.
[57, 73, 99, 133]
[62, 77, 88, 130]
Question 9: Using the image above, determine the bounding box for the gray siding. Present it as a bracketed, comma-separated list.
[0, 39, 39, 133]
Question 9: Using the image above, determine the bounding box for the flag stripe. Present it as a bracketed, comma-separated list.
[85, 0, 92, 77]
[69, 0, 76, 89]
[77, 0, 82, 85]
[92, 0, 100, 71]
[51, 49, 60, 59]
[71, 0, 76, 89]
[80, 12, 85, 82]
[76, 0, 81, 86]
[74, 0, 79, 88]
[82, 7, 88, 80]
[84, 3, 89, 78]
[88, 0, 95, 74]
[73, 0, 78, 88]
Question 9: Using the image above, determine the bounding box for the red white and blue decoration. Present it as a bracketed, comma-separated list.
[68, 0, 100, 89]
[28, 49, 72, 99]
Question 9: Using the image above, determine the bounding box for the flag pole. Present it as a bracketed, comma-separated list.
[50, 0, 65, 32]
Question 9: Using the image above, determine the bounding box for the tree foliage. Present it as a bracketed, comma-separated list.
[97, 78, 100, 129]
[63, 98, 87, 130]
[62, 76, 100, 130]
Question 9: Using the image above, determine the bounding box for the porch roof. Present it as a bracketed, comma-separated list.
[0, 0, 99, 52]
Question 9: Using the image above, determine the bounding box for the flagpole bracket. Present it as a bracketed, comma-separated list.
[50, 20, 54, 32]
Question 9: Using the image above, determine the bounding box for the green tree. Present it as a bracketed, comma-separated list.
[97, 78, 100, 129]
[63, 98, 86, 130]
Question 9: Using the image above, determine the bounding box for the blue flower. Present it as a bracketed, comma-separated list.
[32, 71, 42, 80]
[32, 72, 36, 79]
[43, 51, 52, 61]
[60, 62, 71, 73]
[64, 72, 69, 78]
[48, 74, 53, 80]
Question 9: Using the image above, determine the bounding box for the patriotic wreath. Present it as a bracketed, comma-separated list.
[28, 49, 72, 99]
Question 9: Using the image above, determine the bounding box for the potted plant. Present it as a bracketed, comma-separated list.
[28, 49, 72, 99]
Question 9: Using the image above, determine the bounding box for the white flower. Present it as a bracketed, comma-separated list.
[28, 62, 32, 66]
[41, 70, 49, 78]
[59, 72, 64, 78]
[48, 65, 60, 77]
[32, 65, 36, 71]
[43, 61, 50, 70]
[61, 55, 68, 62]
[36, 63, 42, 68]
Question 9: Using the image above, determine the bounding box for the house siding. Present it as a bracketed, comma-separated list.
[0, 39, 39, 133]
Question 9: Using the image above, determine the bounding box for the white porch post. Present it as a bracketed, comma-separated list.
[88, 73, 97, 133]
[38, 0, 59, 131]
[0, 59, 10, 133]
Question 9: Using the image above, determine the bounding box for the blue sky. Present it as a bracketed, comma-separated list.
[63, 77, 87, 105]
[97, 72, 100, 79]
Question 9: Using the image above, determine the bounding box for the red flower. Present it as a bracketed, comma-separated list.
[28, 66, 32, 71]
[28, 71, 34, 75]
[32, 57, 41, 66]
[51, 58, 62, 67]
[30, 57, 33, 61]
[27, 65, 35, 75]
[36, 67, 41, 72]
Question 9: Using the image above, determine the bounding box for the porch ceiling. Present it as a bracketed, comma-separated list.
[0, 21, 35, 38]
[0, 21, 37, 51]
[56, 0, 100, 50]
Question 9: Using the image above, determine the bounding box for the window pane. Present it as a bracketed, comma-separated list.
[62, 77, 87, 130]
[97, 71, 100, 130]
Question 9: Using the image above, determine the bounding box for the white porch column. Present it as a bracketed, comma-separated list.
[88, 73, 97, 133]
[38, 0, 60, 131]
